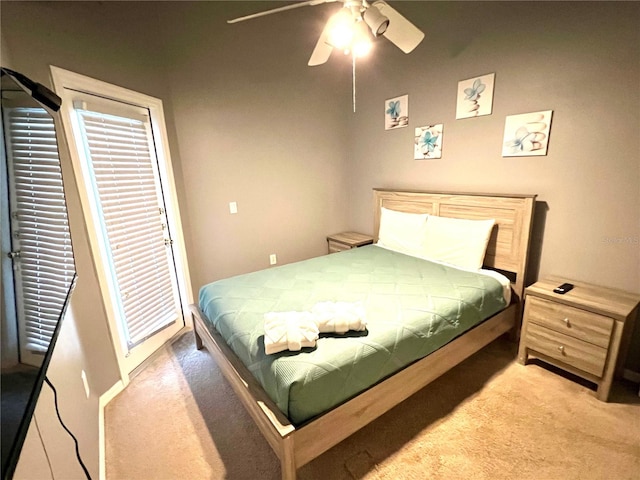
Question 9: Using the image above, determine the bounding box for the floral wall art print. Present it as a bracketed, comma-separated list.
[414, 124, 443, 159]
[502, 110, 553, 157]
[456, 73, 495, 119]
[385, 94, 409, 130]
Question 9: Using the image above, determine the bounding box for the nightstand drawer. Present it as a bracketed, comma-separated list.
[328, 240, 351, 253]
[326, 232, 373, 254]
[525, 323, 608, 377]
[525, 296, 613, 348]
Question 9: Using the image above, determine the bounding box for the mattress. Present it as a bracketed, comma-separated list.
[198, 244, 508, 425]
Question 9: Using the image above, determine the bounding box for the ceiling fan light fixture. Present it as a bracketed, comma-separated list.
[327, 9, 354, 50]
[363, 5, 389, 37]
[353, 40, 372, 58]
[352, 20, 373, 57]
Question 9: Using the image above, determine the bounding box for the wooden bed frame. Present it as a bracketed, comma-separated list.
[191, 189, 536, 479]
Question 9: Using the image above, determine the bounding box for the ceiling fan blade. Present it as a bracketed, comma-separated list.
[308, 34, 334, 66]
[308, 12, 338, 66]
[228, 0, 338, 24]
[372, 0, 424, 54]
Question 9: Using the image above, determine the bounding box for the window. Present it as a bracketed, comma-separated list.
[74, 103, 181, 348]
[3, 106, 74, 365]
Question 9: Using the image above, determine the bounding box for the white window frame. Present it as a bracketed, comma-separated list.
[50, 66, 193, 382]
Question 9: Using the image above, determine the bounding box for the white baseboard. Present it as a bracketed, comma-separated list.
[98, 380, 125, 480]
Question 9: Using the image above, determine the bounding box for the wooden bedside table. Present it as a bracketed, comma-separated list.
[326, 232, 373, 254]
[518, 276, 640, 401]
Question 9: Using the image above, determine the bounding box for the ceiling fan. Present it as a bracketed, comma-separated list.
[228, 0, 425, 67]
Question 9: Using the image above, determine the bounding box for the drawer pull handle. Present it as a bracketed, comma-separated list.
[563, 317, 571, 327]
[557, 345, 565, 354]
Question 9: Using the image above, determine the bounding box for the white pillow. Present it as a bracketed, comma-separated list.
[421, 215, 495, 270]
[377, 207, 429, 257]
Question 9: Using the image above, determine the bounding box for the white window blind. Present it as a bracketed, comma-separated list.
[74, 107, 181, 348]
[5, 107, 75, 354]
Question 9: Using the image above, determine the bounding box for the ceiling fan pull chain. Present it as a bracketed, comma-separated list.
[352, 52, 357, 113]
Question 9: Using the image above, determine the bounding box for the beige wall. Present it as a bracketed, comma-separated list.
[347, 1, 639, 290]
[2, 1, 639, 477]
[344, 1, 640, 367]
[156, 2, 352, 288]
[14, 308, 102, 480]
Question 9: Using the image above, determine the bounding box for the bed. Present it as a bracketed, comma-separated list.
[191, 189, 536, 479]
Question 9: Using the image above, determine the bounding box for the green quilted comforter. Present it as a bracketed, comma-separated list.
[198, 245, 507, 425]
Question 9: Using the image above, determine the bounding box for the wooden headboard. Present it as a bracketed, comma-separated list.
[373, 189, 537, 303]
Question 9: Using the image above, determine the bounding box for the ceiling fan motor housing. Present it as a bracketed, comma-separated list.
[363, 4, 390, 37]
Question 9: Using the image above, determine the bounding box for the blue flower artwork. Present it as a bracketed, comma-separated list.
[456, 73, 495, 119]
[464, 78, 486, 101]
[385, 94, 409, 130]
[504, 127, 540, 153]
[414, 124, 443, 159]
[502, 110, 553, 157]
[386, 100, 400, 118]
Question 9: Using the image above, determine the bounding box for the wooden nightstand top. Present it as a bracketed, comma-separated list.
[526, 276, 640, 322]
[326, 232, 374, 247]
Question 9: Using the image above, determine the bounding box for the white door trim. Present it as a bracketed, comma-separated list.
[50, 66, 193, 381]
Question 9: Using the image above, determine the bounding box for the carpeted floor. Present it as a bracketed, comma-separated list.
[105, 331, 640, 480]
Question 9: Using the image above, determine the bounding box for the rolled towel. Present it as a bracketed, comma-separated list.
[264, 311, 319, 355]
[311, 301, 367, 334]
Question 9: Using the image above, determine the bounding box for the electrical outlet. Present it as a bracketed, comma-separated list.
[229, 201, 238, 214]
[269, 254, 277, 265]
[81, 370, 90, 399]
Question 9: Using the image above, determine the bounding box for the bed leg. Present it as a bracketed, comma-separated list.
[508, 304, 522, 342]
[193, 328, 204, 350]
[280, 436, 296, 480]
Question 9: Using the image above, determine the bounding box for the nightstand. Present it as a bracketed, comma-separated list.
[326, 232, 373, 254]
[518, 276, 640, 401]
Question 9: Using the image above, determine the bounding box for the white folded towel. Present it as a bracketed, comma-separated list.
[311, 301, 367, 334]
[263, 311, 319, 355]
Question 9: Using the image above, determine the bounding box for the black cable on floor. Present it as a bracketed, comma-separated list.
[44, 376, 92, 480]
